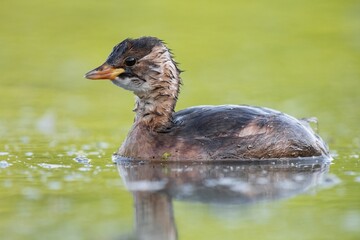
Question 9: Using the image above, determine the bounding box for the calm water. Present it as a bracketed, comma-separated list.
[1, 0, 360, 239]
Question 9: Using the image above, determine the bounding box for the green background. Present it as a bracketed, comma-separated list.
[1, 0, 359, 239]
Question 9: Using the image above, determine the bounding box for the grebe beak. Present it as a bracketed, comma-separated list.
[84, 63, 125, 80]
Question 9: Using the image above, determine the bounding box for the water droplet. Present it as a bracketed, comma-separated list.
[112, 154, 120, 163]
[73, 155, 91, 164]
[0, 160, 10, 168]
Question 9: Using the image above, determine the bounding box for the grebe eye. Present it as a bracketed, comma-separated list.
[124, 57, 137, 66]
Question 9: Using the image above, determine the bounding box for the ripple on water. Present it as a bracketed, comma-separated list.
[78, 166, 92, 171]
[25, 152, 34, 157]
[97, 141, 109, 149]
[320, 174, 342, 189]
[345, 171, 357, 176]
[38, 163, 71, 169]
[48, 181, 62, 190]
[21, 187, 41, 200]
[0, 160, 11, 168]
[342, 211, 360, 232]
[126, 180, 168, 192]
[355, 177, 360, 183]
[64, 173, 84, 182]
[73, 155, 91, 164]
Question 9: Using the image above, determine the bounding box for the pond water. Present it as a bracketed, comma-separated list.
[1, 0, 360, 239]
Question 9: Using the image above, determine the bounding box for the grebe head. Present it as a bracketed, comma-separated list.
[85, 36, 181, 97]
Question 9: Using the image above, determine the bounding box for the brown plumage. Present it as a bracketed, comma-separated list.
[85, 36, 330, 161]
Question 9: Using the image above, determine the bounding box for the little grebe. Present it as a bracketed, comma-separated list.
[85, 36, 329, 161]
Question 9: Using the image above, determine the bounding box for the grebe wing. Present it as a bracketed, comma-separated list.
[159, 105, 327, 159]
[170, 105, 284, 138]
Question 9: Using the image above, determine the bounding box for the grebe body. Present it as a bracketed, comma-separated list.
[85, 37, 329, 161]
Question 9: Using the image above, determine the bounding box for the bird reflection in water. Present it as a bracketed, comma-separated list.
[116, 157, 332, 240]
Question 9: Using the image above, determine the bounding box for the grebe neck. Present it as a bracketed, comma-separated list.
[133, 47, 181, 131]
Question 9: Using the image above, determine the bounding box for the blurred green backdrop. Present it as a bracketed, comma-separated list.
[1, 0, 360, 239]
[1, 0, 359, 145]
